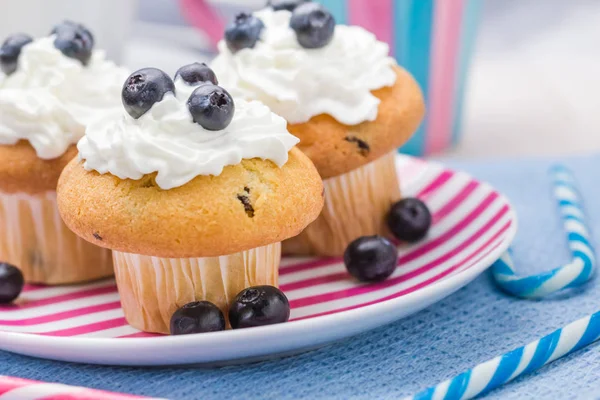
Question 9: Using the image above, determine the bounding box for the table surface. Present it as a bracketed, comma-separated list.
[2, 153, 600, 399]
[4, 1, 600, 398]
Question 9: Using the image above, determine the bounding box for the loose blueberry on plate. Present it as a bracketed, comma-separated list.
[175, 62, 218, 86]
[344, 236, 398, 282]
[290, 3, 335, 49]
[122, 68, 175, 119]
[187, 84, 235, 131]
[268, 0, 311, 12]
[225, 13, 265, 53]
[0, 262, 24, 304]
[51, 21, 94, 65]
[387, 198, 432, 243]
[170, 301, 226, 335]
[0, 33, 33, 75]
[229, 286, 290, 329]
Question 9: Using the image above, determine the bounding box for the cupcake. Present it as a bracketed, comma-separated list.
[0, 22, 128, 284]
[57, 64, 323, 333]
[212, 2, 425, 256]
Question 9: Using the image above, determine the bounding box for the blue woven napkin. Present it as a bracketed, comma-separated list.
[2, 153, 600, 400]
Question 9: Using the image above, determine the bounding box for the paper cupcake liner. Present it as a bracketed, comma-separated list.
[283, 151, 401, 256]
[0, 191, 113, 285]
[113, 243, 282, 334]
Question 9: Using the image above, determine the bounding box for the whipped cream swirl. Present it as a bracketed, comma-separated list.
[0, 36, 128, 159]
[211, 8, 397, 125]
[78, 79, 300, 190]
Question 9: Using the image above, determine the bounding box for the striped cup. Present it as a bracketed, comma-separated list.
[179, 0, 481, 156]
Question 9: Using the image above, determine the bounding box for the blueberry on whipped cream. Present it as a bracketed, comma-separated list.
[225, 13, 265, 53]
[51, 21, 94, 65]
[122, 68, 175, 119]
[267, 0, 311, 12]
[79, 64, 299, 190]
[290, 3, 335, 49]
[0, 34, 33, 75]
[175, 62, 218, 86]
[187, 84, 235, 131]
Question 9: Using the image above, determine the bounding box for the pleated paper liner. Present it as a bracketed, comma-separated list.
[113, 243, 281, 333]
[0, 191, 113, 285]
[283, 151, 400, 256]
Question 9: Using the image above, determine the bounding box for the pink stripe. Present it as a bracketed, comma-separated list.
[288, 204, 508, 308]
[178, 0, 224, 48]
[292, 225, 509, 321]
[415, 170, 453, 199]
[425, 0, 466, 153]
[281, 180, 481, 292]
[431, 180, 478, 222]
[0, 376, 31, 394]
[282, 200, 506, 293]
[280, 170, 455, 276]
[1, 285, 116, 311]
[396, 192, 498, 265]
[348, 0, 393, 46]
[22, 284, 50, 293]
[0, 301, 121, 326]
[41, 392, 150, 400]
[40, 318, 127, 337]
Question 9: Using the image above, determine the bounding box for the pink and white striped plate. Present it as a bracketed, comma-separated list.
[0, 156, 517, 366]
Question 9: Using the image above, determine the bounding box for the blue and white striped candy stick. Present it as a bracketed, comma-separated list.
[407, 311, 600, 400]
[492, 165, 595, 298]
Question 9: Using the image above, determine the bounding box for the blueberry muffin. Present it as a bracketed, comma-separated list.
[0, 22, 127, 284]
[57, 64, 323, 333]
[212, 2, 425, 256]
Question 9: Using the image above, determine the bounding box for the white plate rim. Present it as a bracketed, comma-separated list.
[0, 161, 518, 366]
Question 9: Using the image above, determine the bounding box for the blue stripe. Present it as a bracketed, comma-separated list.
[482, 348, 524, 394]
[496, 272, 554, 297]
[492, 258, 514, 276]
[395, 0, 434, 156]
[566, 253, 594, 288]
[444, 371, 471, 400]
[559, 200, 579, 208]
[316, 0, 348, 24]
[413, 387, 435, 400]
[523, 329, 562, 374]
[567, 232, 590, 247]
[572, 313, 600, 352]
[451, 0, 482, 146]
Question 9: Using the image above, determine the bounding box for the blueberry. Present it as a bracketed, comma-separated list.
[225, 13, 264, 53]
[0, 263, 24, 304]
[290, 3, 335, 49]
[344, 236, 397, 282]
[267, 0, 311, 12]
[229, 286, 290, 329]
[170, 301, 226, 335]
[175, 62, 218, 86]
[387, 198, 432, 243]
[187, 84, 235, 131]
[51, 21, 94, 65]
[122, 68, 175, 119]
[0, 34, 33, 75]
